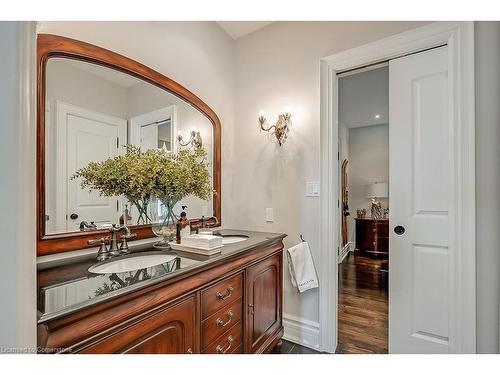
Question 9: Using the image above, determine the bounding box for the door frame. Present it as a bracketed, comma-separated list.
[54, 100, 127, 232]
[319, 21, 476, 353]
[128, 105, 178, 153]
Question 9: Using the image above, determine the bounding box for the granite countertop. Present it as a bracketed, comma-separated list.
[37, 229, 286, 324]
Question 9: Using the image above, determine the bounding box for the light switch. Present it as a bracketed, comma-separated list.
[306, 181, 320, 197]
[266, 208, 274, 222]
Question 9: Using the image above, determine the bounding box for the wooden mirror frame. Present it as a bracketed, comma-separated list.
[37, 34, 221, 256]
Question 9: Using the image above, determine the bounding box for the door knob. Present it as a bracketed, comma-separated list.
[394, 225, 405, 235]
[70, 213, 79, 220]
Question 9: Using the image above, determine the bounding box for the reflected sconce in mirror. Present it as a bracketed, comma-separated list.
[258, 112, 292, 146]
[178, 130, 203, 149]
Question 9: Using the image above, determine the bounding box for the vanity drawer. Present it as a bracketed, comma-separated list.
[201, 272, 243, 319]
[201, 322, 242, 354]
[201, 297, 242, 348]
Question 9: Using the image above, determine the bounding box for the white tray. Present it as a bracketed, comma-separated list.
[168, 242, 223, 255]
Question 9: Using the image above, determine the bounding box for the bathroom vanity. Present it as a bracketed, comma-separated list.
[37, 230, 285, 354]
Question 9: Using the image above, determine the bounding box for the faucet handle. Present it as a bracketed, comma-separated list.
[88, 237, 110, 246]
[121, 232, 137, 240]
[119, 232, 137, 254]
[88, 237, 111, 261]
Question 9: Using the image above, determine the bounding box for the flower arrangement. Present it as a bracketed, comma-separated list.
[72, 145, 212, 225]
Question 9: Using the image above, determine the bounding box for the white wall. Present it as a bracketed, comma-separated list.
[347, 124, 389, 241]
[0, 21, 37, 350]
[475, 21, 500, 354]
[38, 21, 236, 225]
[230, 21, 429, 327]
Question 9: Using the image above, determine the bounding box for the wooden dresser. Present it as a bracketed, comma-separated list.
[354, 218, 389, 257]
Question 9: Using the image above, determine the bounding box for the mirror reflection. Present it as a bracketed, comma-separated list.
[45, 58, 214, 235]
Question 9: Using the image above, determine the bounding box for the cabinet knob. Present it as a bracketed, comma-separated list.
[186, 348, 193, 354]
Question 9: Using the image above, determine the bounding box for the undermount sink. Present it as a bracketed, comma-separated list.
[220, 235, 249, 245]
[88, 253, 177, 274]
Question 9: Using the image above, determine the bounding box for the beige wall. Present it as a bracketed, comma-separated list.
[230, 21, 429, 324]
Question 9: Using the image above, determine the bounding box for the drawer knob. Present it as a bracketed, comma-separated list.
[216, 310, 234, 327]
[216, 286, 234, 301]
[216, 335, 234, 354]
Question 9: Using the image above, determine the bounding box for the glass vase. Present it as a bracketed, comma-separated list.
[149, 195, 179, 249]
[128, 196, 152, 225]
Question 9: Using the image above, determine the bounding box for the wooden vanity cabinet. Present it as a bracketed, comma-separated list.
[82, 294, 198, 354]
[38, 239, 284, 354]
[245, 254, 282, 353]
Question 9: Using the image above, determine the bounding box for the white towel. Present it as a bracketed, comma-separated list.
[286, 241, 319, 293]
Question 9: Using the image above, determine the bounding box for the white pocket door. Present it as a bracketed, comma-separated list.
[389, 46, 454, 353]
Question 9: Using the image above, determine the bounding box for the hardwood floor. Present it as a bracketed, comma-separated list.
[336, 252, 388, 354]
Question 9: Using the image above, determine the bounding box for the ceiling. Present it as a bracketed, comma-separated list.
[217, 21, 274, 39]
[66, 59, 141, 88]
[338, 66, 389, 129]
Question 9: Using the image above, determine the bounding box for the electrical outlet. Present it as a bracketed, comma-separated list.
[266, 208, 274, 222]
[306, 181, 320, 197]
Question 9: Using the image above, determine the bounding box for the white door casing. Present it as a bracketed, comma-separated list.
[128, 105, 177, 152]
[389, 46, 452, 353]
[319, 22, 475, 353]
[55, 101, 126, 232]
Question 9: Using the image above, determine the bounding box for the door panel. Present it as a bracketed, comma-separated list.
[245, 254, 282, 353]
[64, 108, 126, 231]
[82, 295, 198, 354]
[389, 46, 452, 353]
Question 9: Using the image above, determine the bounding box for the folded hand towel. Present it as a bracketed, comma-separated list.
[286, 241, 319, 293]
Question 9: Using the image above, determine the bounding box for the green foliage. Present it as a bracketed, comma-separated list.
[72, 145, 212, 207]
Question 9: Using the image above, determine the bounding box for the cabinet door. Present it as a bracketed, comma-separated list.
[82, 294, 198, 354]
[245, 253, 282, 353]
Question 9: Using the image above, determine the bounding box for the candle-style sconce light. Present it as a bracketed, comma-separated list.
[177, 130, 203, 149]
[258, 112, 292, 146]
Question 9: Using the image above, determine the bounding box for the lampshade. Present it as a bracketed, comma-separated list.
[365, 182, 388, 198]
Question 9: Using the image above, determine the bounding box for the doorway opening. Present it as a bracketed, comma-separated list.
[336, 65, 389, 354]
[319, 22, 475, 354]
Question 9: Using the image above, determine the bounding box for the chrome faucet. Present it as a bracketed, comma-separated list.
[195, 216, 220, 233]
[88, 224, 136, 261]
[108, 224, 136, 255]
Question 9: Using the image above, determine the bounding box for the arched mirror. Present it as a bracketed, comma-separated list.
[37, 34, 221, 255]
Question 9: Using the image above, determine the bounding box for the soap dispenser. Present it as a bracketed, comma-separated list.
[176, 206, 191, 244]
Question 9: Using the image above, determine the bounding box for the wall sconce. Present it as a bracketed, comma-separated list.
[177, 130, 203, 149]
[258, 112, 292, 146]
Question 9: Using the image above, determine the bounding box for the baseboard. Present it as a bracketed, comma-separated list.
[282, 313, 320, 351]
[339, 242, 354, 263]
